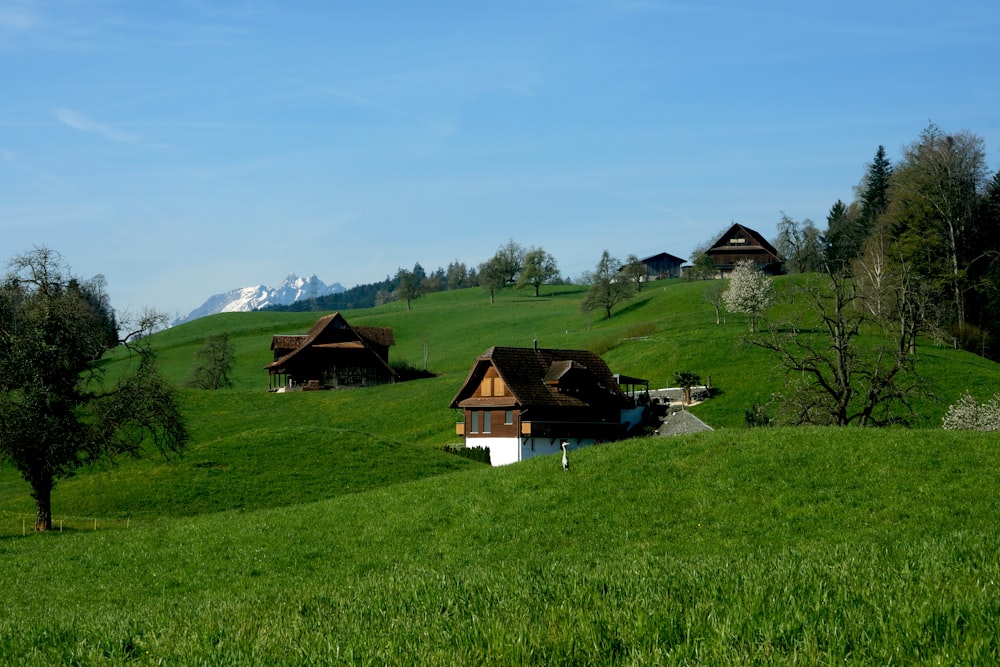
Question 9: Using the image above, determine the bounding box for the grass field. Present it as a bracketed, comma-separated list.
[2, 278, 1000, 664]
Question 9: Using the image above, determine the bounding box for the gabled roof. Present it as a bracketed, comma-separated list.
[708, 223, 779, 257]
[640, 251, 686, 265]
[264, 312, 394, 371]
[449, 346, 629, 410]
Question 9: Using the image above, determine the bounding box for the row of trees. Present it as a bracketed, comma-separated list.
[776, 124, 1000, 358]
[387, 241, 650, 317]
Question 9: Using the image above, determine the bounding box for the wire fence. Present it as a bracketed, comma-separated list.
[0, 512, 135, 537]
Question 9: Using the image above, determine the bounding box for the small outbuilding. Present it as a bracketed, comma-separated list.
[265, 312, 395, 390]
[639, 252, 687, 280]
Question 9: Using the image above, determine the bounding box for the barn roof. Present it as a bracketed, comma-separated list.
[264, 312, 394, 371]
[708, 223, 779, 257]
[640, 251, 687, 264]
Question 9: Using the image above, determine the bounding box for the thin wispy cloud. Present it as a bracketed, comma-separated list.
[284, 76, 402, 115]
[55, 108, 138, 144]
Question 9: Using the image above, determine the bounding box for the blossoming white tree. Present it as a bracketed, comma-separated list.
[722, 260, 774, 332]
[942, 392, 1000, 431]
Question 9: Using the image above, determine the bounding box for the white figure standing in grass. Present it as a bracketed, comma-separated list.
[561, 441, 570, 472]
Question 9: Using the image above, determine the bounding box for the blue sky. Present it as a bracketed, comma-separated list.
[2, 0, 999, 320]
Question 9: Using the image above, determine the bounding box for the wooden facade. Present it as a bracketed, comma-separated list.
[705, 223, 781, 276]
[264, 312, 395, 390]
[449, 346, 647, 465]
[639, 252, 686, 280]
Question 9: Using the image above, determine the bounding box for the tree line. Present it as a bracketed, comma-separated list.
[269, 239, 650, 319]
[756, 124, 999, 358]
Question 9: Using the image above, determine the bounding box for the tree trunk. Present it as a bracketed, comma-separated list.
[32, 477, 53, 532]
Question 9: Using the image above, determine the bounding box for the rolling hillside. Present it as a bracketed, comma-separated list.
[2, 278, 1000, 664]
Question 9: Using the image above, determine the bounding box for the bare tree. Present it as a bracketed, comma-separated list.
[703, 281, 726, 324]
[186, 333, 236, 389]
[753, 268, 922, 426]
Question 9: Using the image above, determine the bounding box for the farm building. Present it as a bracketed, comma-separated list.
[638, 252, 687, 280]
[705, 223, 782, 276]
[449, 345, 649, 466]
[265, 312, 395, 390]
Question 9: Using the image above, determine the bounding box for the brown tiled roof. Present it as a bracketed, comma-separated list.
[449, 346, 628, 410]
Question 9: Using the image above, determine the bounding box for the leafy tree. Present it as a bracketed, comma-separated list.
[395, 265, 423, 310]
[581, 251, 635, 320]
[672, 370, 701, 405]
[687, 252, 719, 280]
[517, 247, 559, 296]
[0, 247, 188, 531]
[722, 260, 774, 332]
[753, 268, 921, 426]
[885, 124, 988, 330]
[446, 260, 468, 290]
[621, 254, 647, 292]
[477, 256, 507, 304]
[494, 240, 526, 285]
[776, 214, 824, 273]
[186, 333, 236, 389]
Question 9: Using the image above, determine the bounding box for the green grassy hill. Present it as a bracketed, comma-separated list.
[2, 278, 1000, 664]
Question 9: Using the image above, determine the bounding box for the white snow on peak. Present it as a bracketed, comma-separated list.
[174, 273, 345, 325]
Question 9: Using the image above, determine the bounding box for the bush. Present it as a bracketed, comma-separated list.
[745, 402, 772, 428]
[941, 392, 1000, 431]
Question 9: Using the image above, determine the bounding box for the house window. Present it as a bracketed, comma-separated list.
[470, 411, 479, 434]
[483, 411, 491, 434]
[504, 410, 513, 425]
[494, 378, 505, 396]
[481, 378, 493, 397]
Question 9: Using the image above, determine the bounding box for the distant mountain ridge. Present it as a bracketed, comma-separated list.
[175, 273, 345, 325]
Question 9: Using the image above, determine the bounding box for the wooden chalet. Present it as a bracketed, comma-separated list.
[639, 252, 686, 280]
[265, 312, 395, 391]
[449, 345, 648, 466]
[705, 223, 781, 276]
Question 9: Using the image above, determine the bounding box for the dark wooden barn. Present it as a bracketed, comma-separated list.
[265, 312, 395, 390]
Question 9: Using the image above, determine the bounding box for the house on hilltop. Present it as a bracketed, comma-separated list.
[449, 345, 649, 466]
[705, 223, 781, 277]
[639, 252, 687, 280]
[265, 312, 395, 390]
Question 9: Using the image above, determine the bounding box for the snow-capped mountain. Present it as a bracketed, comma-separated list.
[174, 274, 345, 325]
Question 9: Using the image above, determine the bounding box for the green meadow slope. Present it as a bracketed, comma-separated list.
[2, 278, 1000, 664]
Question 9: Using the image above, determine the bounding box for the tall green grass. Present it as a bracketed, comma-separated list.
[2, 428, 999, 664]
[1, 279, 1000, 663]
